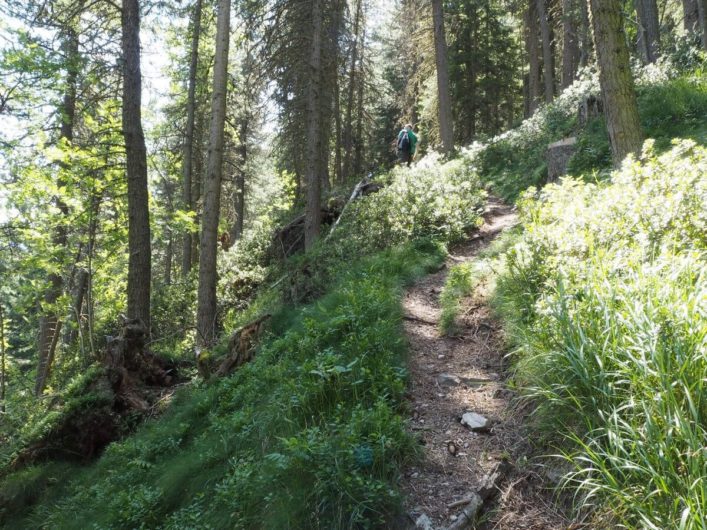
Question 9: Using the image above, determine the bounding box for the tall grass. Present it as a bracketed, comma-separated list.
[495, 141, 707, 528]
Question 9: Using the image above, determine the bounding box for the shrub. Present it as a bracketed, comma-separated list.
[495, 141, 707, 528]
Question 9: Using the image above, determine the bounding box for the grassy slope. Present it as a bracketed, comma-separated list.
[477, 70, 707, 201]
[2, 242, 445, 529]
[472, 65, 707, 527]
[1, 157, 485, 528]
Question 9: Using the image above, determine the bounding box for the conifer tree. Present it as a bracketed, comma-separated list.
[122, 0, 151, 331]
[588, 0, 643, 163]
[196, 0, 231, 346]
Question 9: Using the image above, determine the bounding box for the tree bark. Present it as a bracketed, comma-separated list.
[304, 0, 323, 250]
[525, 0, 542, 115]
[683, 0, 699, 32]
[432, 0, 454, 153]
[182, 0, 203, 277]
[561, 0, 581, 88]
[36, 24, 80, 396]
[229, 118, 247, 242]
[698, 0, 707, 50]
[342, 0, 362, 181]
[196, 0, 230, 347]
[353, 28, 365, 177]
[635, 0, 661, 64]
[122, 0, 152, 332]
[537, 0, 555, 102]
[588, 0, 644, 164]
[1, 303, 6, 413]
[579, 0, 592, 67]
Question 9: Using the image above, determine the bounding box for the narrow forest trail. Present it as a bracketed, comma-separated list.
[399, 198, 570, 530]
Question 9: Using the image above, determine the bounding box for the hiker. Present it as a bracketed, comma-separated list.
[397, 123, 418, 167]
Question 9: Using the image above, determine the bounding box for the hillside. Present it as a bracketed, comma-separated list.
[2, 59, 706, 528]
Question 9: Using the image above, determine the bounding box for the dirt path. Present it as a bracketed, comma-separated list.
[400, 197, 570, 530]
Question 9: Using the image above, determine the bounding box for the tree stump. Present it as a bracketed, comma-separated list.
[545, 137, 577, 183]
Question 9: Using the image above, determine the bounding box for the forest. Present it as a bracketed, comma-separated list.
[0, 0, 705, 527]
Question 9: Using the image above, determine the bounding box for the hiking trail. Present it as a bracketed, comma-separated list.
[400, 197, 570, 530]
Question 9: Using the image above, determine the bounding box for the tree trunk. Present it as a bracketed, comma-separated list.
[525, 0, 542, 114]
[230, 118, 247, 243]
[588, 0, 643, 164]
[196, 0, 230, 347]
[432, 0, 454, 153]
[182, 0, 203, 277]
[579, 0, 592, 67]
[36, 24, 80, 396]
[635, 0, 660, 63]
[342, 0, 361, 181]
[353, 29, 365, 177]
[537, 0, 555, 102]
[561, 0, 581, 88]
[683, 0, 699, 32]
[122, 0, 152, 332]
[164, 233, 173, 285]
[1, 303, 6, 413]
[304, 0, 323, 250]
[333, 69, 343, 184]
[698, 0, 707, 50]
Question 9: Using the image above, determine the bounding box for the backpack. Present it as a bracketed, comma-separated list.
[398, 130, 411, 152]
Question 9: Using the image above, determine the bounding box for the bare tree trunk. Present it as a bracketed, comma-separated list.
[192, 112, 205, 269]
[579, 0, 592, 67]
[353, 29, 365, 177]
[537, 0, 555, 102]
[1, 303, 6, 413]
[698, 0, 707, 50]
[122, 0, 152, 332]
[342, 0, 362, 181]
[333, 69, 343, 184]
[196, 0, 230, 347]
[229, 118, 247, 243]
[304, 0, 323, 250]
[588, 0, 643, 164]
[525, 0, 542, 115]
[635, 0, 661, 63]
[683, 0, 699, 32]
[182, 0, 203, 277]
[561, 0, 581, 88]
[196, 0, 229, 342]
[36, 24, 80, 396]
[432, 0, 454, 153]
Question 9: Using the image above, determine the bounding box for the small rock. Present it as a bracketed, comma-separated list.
[411, 472, 419, 478]
[438, 354, 446, 359]
[461, 412, 490, 432]
[450, 515, 458, 522]
[437, 373, 461, 387]
[415, 513, 434, 530]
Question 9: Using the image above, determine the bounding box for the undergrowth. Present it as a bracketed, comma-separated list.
[1, 240, 446, 529]
[473, 65, 707, 202]
[493, 140, 706, 528]
[1, 150, 486, 528]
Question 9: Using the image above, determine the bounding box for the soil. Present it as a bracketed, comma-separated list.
[400, 197, 573, 530]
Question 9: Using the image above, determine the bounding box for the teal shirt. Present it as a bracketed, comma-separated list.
[398, 129, 418, 154]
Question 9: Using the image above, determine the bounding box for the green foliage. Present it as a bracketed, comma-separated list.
[281, 155, 485, 304]
[494, 141, 707, 528]
[1, 242, 445, 529]
[475, 66, 707, 202]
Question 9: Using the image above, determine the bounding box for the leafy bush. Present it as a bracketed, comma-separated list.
[495, 141, 707, 528]
[281, 153, 485, 304]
